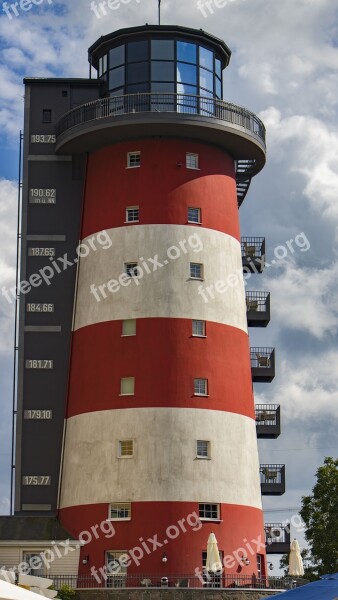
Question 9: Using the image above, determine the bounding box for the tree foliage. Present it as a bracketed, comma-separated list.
[300, 457, 338, 575]
[57, 585, 78, 600]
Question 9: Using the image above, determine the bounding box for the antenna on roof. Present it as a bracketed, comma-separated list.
[158, 0, 161, 25]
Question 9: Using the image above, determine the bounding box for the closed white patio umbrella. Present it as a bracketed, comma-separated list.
[0, 579, 50, 600]
[289, 539, 304, 577]
[206, 532, 222, 573]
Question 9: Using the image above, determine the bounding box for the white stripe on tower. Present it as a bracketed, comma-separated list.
[59, 408, 261, 509]
[74, 225, 247, 332]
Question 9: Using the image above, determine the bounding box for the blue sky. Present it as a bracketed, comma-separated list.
[0, 0, 338, 572]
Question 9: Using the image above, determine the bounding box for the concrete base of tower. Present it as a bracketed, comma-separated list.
[59, 502, 267, 579]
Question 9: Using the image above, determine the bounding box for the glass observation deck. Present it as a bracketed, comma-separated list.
[55, 25, 266, 173]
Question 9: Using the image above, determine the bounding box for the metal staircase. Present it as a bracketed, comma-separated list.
[236, 159, 256, 207]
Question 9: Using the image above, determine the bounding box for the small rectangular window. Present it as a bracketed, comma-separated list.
[99, 54, 108, 76]
[122, 319, 136, 336]
[106, 551, 128, 577]
[192, 320, 206, 337]
[196, 440, 210, 459]
[126, 207, 139, 223]
[22, 552, 45, 577]
[186, 153, 199, 169]
[127, 152, 141, 168]
[199, 503, 220, 520]
[109, 502, 131, 520]
[118, 440, 134, 457]
[190, 263, 203, 280]
[194, 378, 208, 396]
[188, 207, 201, 224]
[120, 377, 135, 395]
[42, 109, 52, 124]
[125, 262, 139, 277]
[62, 90, 68, 97]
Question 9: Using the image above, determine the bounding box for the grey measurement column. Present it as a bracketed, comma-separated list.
[14, 78, 99, 515]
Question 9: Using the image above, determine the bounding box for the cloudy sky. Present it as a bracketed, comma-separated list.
[0, 0, 337, 571]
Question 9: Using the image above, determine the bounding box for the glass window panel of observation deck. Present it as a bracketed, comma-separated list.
[151, 39, 174, 60]
[200, 46, 214, 71]
[109, 89, 125, 112]
[215, 76, 222, 98]
[151, 82, 175, 93]
[127, 61, 149, 85]
[177, 41, 197, 64]
[177, 82, 197, 95]
[125, 85, 150, 112]
[109, 45, 125, 69]
[200, 67, 214, 92]
[127, 82, 150, 94]
[127, 40, 149, 63]
[151, 61, 175, 82]
[200, 92, 216, 117]
[215, 57, 222, 78]
[109, 66, 125, 90]
[177, 88, 198, 113]
[177, 62, 197, 86]
[151, 83, 175, 111]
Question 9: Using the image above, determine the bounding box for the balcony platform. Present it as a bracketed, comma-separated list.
[265, 523, 291, 554]
[246, 292, 270, 327]
[260, 464, 286, 496]
[55, 94, 266, 172]
[251, 348, 275, 382]
[241, 238, 265, 273]
[256, 405, 281, 439]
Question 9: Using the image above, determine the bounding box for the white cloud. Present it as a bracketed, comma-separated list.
[268, 260, 338, 339]
[260, 107, 338, 222]
[256, 349, 338, 422]
[0, 494, 10, 516]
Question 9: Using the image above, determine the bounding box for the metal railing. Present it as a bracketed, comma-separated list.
[265, 523, 290, 545]
[260, 464, 285, 485]
[246, 291, 270, 313]
[241, 237, 265, 259]
[250, 347, 274, 369]
[255, 404, 279, 425]
[48, 573, 296, 590]
[55, 93, 266, 144]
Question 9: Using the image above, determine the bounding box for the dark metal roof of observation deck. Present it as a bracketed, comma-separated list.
[88, 24, 232, 70]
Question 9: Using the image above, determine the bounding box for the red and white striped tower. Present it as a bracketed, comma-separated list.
[58, 25, 267, 581]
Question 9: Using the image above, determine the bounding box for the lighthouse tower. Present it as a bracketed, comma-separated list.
[56, 25, 267, 582]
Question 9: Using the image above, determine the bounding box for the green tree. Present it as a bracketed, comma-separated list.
[300, 456, 338, 575]
[57, 585, 78, 600]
